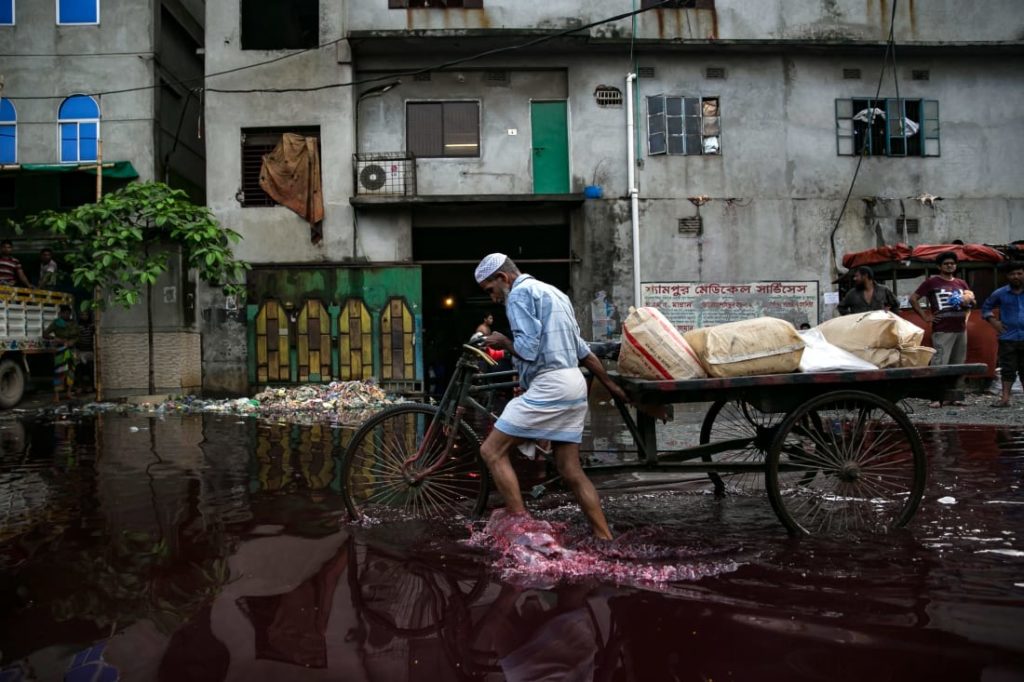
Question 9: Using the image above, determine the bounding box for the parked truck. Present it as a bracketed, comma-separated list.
[0, 285, 75, 408]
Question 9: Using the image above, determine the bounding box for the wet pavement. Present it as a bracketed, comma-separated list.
[0, 408, 1022, 681]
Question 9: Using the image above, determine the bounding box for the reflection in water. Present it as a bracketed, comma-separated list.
[0, 415, 1021, 681]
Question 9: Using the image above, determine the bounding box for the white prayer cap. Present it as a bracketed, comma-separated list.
[474, 253, 507, 283]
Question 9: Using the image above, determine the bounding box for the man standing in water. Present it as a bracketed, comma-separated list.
[474, 253, 628, 540]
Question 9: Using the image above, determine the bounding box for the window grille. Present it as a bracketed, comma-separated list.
[897, 217, 920, 234]
[407, 101, 480, 158]
[912, 70, 930, 81]
[240, 126, 320, 207]
[678, 216, 703, 235]
[705, 67, 726, 80]
[389, 0, 483, 8]
[647, 95, 721, 156]
[637, 66, 656, 78]
[843, 68, 862, 80]
[836, 98, 939, 157]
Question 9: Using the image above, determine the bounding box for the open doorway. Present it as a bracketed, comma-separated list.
[413, 223, 570, 399]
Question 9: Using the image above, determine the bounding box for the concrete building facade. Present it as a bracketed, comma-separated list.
[1, 0, 207, 397]
[201, 0, 1024, 395]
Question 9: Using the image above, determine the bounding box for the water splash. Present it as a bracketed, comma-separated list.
[465, 509, 740, 588]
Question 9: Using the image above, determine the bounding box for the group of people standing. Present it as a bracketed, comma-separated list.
[839, 250, 1023, 409]
[0, 240, 60, 289]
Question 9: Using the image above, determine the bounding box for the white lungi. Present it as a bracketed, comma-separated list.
[494, 367, 588, 446]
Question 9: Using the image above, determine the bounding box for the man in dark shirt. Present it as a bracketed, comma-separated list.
[0, 240, 32, 288]
[838, 266, 899, 315]
[910, 251, 973, 407]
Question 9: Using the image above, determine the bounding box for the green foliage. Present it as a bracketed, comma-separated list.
[26, 181, 249, 310]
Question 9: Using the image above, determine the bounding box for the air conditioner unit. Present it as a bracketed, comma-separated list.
[353, 153, 415, 196]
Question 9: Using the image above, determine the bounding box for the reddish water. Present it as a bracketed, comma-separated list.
[0, 414, 1022, 681]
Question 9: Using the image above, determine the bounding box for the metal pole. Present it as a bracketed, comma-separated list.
[93, 134, 103, 401]
[626, 73, 641, 308]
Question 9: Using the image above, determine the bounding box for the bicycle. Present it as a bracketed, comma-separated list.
[341, 335, 510, 520]
[341, 335, 625, 521]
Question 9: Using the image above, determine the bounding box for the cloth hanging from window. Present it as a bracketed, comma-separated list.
[259, 133, 324, 243]
[852, 108, 920, 135]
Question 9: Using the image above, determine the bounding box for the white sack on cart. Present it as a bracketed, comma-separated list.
[798, 328, 878, 372]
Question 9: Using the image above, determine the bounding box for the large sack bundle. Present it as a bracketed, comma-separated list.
[816, 311, 933, 368]
[683, 317, 805, 378]
[617, 307, 706, 380]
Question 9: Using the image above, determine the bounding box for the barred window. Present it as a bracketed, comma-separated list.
[240, 126, 320, 207]
[407, 101, 480, 158]
[836, 98, 939, 157]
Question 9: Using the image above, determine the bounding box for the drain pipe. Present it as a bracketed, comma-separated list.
[626, 72, 641, 307]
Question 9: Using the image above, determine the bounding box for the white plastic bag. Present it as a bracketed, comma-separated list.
[798, 328, 878, 372]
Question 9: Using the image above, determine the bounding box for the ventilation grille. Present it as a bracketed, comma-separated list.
[484, 70, 509, 84]
[595, 85, 623, 107]
[897, 217, 919, 234]
[413, 72, 432, 82]
[705, 67, 726, 79]
[678, 216, 703, 235]
[843, 68, 862, 80]
[911, 69, 930, 81]
[637, 66, 656, 78]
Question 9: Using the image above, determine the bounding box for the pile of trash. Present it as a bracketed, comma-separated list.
[76, 380, 404, 426]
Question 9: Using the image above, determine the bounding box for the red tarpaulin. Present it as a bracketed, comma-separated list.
[909, 243, 1005, 264]
[841, 243, 913, 269]
[842, 243, 1005, 270]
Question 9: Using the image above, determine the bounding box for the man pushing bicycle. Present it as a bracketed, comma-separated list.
[474, 253, 630, 540]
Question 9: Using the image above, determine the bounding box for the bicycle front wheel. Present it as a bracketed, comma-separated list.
[342, 404, 490, 521]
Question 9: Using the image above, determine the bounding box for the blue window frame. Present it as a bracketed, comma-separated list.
[58, 95, 99, 163]
[0, 98, 15, 163]
[1, 0, 14, 25]
[57, 0, 98, 24]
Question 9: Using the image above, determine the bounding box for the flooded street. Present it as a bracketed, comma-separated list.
[0, 409, 1022, 681]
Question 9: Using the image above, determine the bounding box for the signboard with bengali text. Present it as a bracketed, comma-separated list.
[641, 281, 819, 333]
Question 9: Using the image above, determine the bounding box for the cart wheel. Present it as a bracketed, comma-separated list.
[700, 400, 784, 495]
[342, 404, 490, 521]
[765, 391, 926, 535]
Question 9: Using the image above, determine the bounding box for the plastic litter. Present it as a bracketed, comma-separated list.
[73, 380, 404, 426]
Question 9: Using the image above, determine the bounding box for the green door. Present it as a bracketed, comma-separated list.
[530, 101, 570, 194]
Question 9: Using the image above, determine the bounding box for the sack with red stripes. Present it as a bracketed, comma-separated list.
[617, 307, 707, 380]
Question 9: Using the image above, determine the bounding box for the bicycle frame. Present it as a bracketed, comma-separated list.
[405, 345, 517, 483]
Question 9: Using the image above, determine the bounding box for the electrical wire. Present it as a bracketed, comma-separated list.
[6, 3, 673, 101]
[205, 2, 675, 94]
[828, 0, 900, 276]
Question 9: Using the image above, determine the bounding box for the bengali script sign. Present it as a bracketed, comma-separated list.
[641, 281, 819, 333]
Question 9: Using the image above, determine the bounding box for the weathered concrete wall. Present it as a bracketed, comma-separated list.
[201, 1, 1024, 389]
[204, 0, 355, 264]
[2, 0, 157, 174]
[348, 0, 1024, 44]
[358, 69, 567, 195]
[98, 330, 201, 397]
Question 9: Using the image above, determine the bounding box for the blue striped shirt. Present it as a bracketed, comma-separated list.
[981, 285, 1024, 341]
[505, 274, 590, 389]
